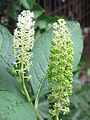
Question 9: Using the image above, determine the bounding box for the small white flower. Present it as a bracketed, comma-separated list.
[13, 10, 35, 82]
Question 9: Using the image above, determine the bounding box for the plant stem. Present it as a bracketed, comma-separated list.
[22, 77, 31, 103]
[21, 48, 31, 103]
[36, 111, 44, 120]
[35, 77, 46, 120]
[35, 77, 45, 110]
[56, 113, 59, 120]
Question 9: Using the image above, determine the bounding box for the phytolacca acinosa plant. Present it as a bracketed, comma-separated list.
[12, 10, 35, 103]
[47, 19, 74, 120]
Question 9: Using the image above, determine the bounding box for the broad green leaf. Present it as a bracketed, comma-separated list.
[0, 66, 23, 96]
[30, 29, 52, 95]
[0, 91, 37, 120]
[0, 25, 14, 69]
[37, 15, 49, 29]
[0, 66, 37, 120]
[0, 22, 83, 120]
[8, 1, 21, 20]
[71, 84, 90, 120]
[19, 0, 35, 9]
[20, 0, 30, 9]
[27, 0, 36, 9]
[33, 4, 45, 19]
[66, 21, 83, 71]
[38, 98, 52, 120]
[30, 21, 83, 96]
[61, 84, 90, 120]
[30, 29, 52, 119]
[0, 25, 37, 120]
[36, 14, 60, 29]
[30, 21, 83, 119]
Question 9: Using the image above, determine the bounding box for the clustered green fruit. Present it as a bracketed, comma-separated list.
[47, 19, 74, 119]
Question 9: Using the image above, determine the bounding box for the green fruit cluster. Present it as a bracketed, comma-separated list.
[47, 19, 74, 118]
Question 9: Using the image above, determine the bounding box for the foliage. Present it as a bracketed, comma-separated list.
[0, 65, 37, 120]
[0, 0, 83, 118]
[71, 83, 90, 120]
[61, 82, 90, 120]
[0, 25, 13, 69]
[0, 13, 83, 120]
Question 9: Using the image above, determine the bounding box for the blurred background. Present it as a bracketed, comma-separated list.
[0, 0, 90, 119]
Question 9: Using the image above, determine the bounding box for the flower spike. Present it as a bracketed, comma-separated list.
[47, 19, 74, 119]
[12, 10, 35, 103]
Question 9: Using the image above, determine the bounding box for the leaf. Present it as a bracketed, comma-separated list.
[37, 14, 49, 29]
[30, 21, 83, 95]
[0, 65, 37, 120]
[66, 21, 83, 71]
[0, 25, 37, 120]
[0, 25, 14, 69]
[0, 91, 37, 120]
[19, 0, 35, 9]
[33, 4, 45, 19]
[30, 21, 83, 119]
[8, 1, 21, 20]
[36, 14, 60, 30]
[70, 84, 90, 120]
[72, 109, 81, 120]
[38, 98, 52, 120]
[30, 29, 52, 119]
[19, 0, 30, 9]
[30, 28, 52, 95]
[27, 0, 36, 9]
[0, 22, 83, 120]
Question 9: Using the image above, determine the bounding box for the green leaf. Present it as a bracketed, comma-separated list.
[30, 21, 83, 119]
[0, 66, 37, 120]
[31, 21, 83, 95]
[38, 98, 52, 120]
[0, 25, 37, 120]
[0, 22, 83, 120]
[37, 14, 49, 29]
[0, 25, 14, 69]
[70, 84, 90, 120]
[30, 28, 52, 119]
[30, 28, 52, 95]
[36, 14, 59, 29]
[33, 4, 45, 19]
[0, 91, 37, 120]
[66, 21, 83, 71]
[8, 1, 21, 20]
[19, 0, 35, 9]
[19, 0, 30, 9]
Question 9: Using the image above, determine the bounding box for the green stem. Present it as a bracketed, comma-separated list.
[21, 49, 31, 103]
[35, 77, 45, 110]
[56, 113, 59, 120]
[22, 77, 31, 103]
[36, 111, 44, 120]
[35, 77, 46, 120]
